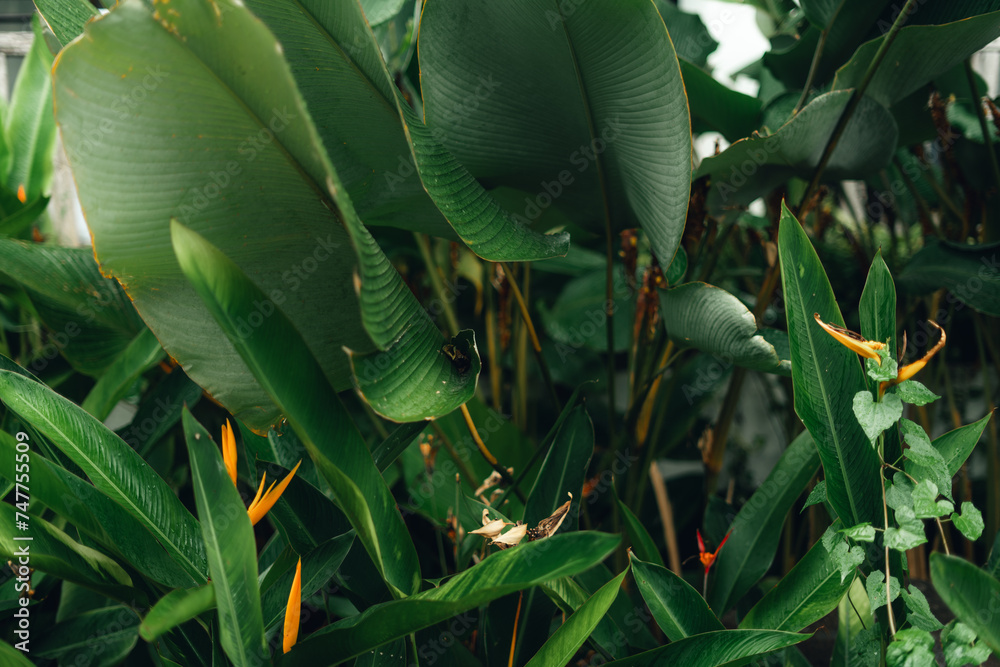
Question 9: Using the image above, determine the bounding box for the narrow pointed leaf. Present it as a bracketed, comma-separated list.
[631, 554, 724, 640]
[0, 366, 208, 582]
[778, 202, 881, 527]
[260, 533, 354, 629]
[930, 553, 1000, 655]
[708, 429, 820, 613]
[524, 568, 627, 667]
[286, 532, 619, 664]
[181, 410, 267, 667]
[140, 584, 217, 643]
[419, 0, 691, 266]
[524, 404, 593, 526]
[171, 221, 420, 596]
[741, 529, 855, 632]
[602, 629, 811, 666]
[81, 328, 164, 421]
[617, 497, 664, 568]
[7, 17, 56, 202]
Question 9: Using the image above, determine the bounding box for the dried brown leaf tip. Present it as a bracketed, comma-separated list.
[526, 494, 573, 542]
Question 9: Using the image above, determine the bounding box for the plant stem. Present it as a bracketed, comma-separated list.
[793, 27, 829, 114]
[879, 433, 897, 638]
[500, 262, 561, 412]
[604, 222, 618, 452]
[414, 232, 460, 336]
[459, 403, 525, 501]
[799, 0, 918, 210]
[648, 463, 682, 574]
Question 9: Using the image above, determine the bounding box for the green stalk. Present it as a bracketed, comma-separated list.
[414, 232, 460, 336]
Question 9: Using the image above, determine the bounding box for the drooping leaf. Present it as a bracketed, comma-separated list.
[833, 11, 1000, 108]
[286, 532, 619, 663]
[741, 527, 855, 632]
[170, 222, 420, 596]
[931, 553, 1000, 655]
[35, 605, 140, 666]
[524, 568, 627, 667]
[631, 554, 724, 641]
[660, 282, 790, 375]
[900, 585, 943, 632]
[0, 365, 208, 583]
[419, 0, 692, 267]
[708, 430, 820, 614]
[898, 239, 1000, 317]
[698, 94, 897, 208]
[80, 328, 164, 421]
[181, 410, 267, 667]
[952, 502, 985, 542]
[778, 202, 882, 528]
[596, 629, 811, 666]
[140, 584, 217, 642]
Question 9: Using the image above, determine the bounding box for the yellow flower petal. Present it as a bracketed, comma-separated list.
[283, 557, 302, 654]
[880, 320, 946, 395]
[814, 313, 884, 365]
[221, 420, 238, 486]
[247, 460, 302, 526]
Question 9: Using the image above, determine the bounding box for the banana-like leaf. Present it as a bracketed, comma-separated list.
[859, 250, 900, 461]
[741, 528, 854, 632]
[286, 533, 619, 664]
[679, 59, 761, 143]
[171, 222, 420, 597]
[0, 639, 34, 666]
[0, 240, 145, 375]
[696, 92, 896, 209]
[524, 568, 627, 667]
[661, 282, 791, 375]
[631, 554, 724, 640]
[778, 202, 882, 527]
[140, 584, 216, 643]
[34, 0, 99, 47]
[0, 502, 134, 602]
[7, 17, 56, 202]
[930, 552, 1000, 655]
[617, 495, 664, 568]
[53, 0, 372, 430]
[181, 410, 267, 667]
[81, 328, 164, 421]
[230, 0, 569, 260]
[260, 533, 354, 629]
[0, 430, 197, 589]
[708, 430, 820, 614]
[898, 239, 1000, 317]
[834, 11, 1000, 107]
[0, 365, 208, 582]
[419, 0, 691, 267]
[599, 629, 811, 666]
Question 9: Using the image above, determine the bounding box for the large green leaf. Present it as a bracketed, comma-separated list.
[696, 92, 897, 208]
[631, 554, 725, 641]
[81, 328, 164, 421]
[0, 502, 134, 602]
[238, 0, 569, 261]
[0, 430, 197, 588]
[285, 532, 619, 664]
[0, 365, 208, 582]
[34, 0, 99, 47]
[419, 0, 692, 267]
[0, 240, 144, 375]
[617, 495, 665, 568]
[661, 282, 791, 375]
[778, 202, 881, 527]
[741, 528, 854, 632]
[930, 553, 1000, 655]
[708, 430, 820, 614]
[181, 410, 267, 667]
[898, 239, 1000, 317]
[524, 404, 592, 526]
[600, 629, 811, 666]
[170, 222, 420, 596]
[7, 17, 56, 201]
[834, 11, 1000, 108]
[859, 250, 897, 359]
[524, 568, 627, 667]
[53, 0, 372, 430]
[35, 606, 140, 666]
[0, 639, 35, 666]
